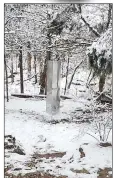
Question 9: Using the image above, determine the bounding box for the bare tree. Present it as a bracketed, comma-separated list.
[16, 54, 18, 72]
[34, 54, 37, 84]
[78, 4, 100, 37]
[27, 51, 32, 78]
[106, 4, 112, 29]
[11, 52, 14, 83]
[68, 59, 84, 89]
[64, 55, 69, 95]
[39, 58, 47, 94]
[4, 58, 9, 102]
[40, 13, 51, 95]
[19, 46, 24, 93]
[99, 72, 106, 92]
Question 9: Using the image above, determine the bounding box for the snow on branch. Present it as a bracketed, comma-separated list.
[87, 27, 112, 75]
[5, 16, 25, 26]
[5, 31, 16, 34]
[87, 27, 112, 59]
[78, 4, 100, 37]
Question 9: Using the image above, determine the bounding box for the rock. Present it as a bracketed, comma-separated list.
[25, 168, 32, 170]
[79, 147, 85, 158]
[13, 146, 25, 155]
[5, 135, 15, 145]
[100, 142, 112, 147]
[38, 135, 46, 142]
[14, 168, 22, 171]
[5, 135, 25, 155]
[5, 144, 14, 149]
[97, 167, 112, 178]
[8, 139, 12, 142]
[56, 165, 62, 168]
[5, 135, 12, 138]
[71, 168, 90, 174]
[83, 143, 89, 145]
[68, 155, 74, 163]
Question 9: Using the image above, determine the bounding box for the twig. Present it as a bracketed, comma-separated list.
[95, 121, 102, 141]
[86, 132, 100, 142]
[106, 128, 112, 142]
[86, 68, 92, 87]
[15, 72, 39, 85]
[68, 59, 85, 89]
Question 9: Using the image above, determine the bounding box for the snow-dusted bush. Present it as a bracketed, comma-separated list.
[88, 88, 112, 144]
[78, 88, 112, 144]
[87, 27, 112, 59]
[78, 107, 112, 144]
[88, 112, 112, 143]
[86, 27, 112, 91]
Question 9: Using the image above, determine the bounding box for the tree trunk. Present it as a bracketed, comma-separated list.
[68, 59, 84, 89]
[34, 54, 37, 84]
[39, 58, 47, 94]
[106, 4, 112, 29]
[27, 52, 31, 78]
[19, 47, 24, 93]
[16, 54, 18, 72]
[4, 59, 9, 102]
[99, 73, 106, 92]
[64, 56, 69, 95]
[62, 61, 64, 78]
[40, 34, 51, 95]
[11, 53, 14, 83]
[39, 59, 43, 85]
[78, 4, 100, 37]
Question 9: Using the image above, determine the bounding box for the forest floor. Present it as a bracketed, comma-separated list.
[5, 68, 112, 178]
[5, 97, 112, 178]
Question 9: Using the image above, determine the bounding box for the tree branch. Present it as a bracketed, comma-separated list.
[78, 4, 100, 37]
[106, 4, 112, 29]
[68, 59, 85, 89]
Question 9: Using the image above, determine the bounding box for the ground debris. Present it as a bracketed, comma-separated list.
[79, 147, 85, 158]
[71, 168, 90, 174]
[99, 142, 112, 147]
[97, 167, 112, 178]
[5, 172, 67, 178]
[32, 152, 66, 159]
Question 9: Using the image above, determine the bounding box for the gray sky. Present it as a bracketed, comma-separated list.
[49, 0, 91, 2]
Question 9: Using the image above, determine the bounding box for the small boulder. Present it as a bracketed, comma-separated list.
[13, 146, 25, 155]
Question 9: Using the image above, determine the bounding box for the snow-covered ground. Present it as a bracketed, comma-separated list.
[5, 97, 112, 178]
[7, 66, 112, 99]
[5, 68, 112, 178]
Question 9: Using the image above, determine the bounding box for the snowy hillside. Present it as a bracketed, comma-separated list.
[4, 3, 112, 178]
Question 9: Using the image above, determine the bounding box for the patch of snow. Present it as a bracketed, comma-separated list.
[5, 97, 112, 177]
